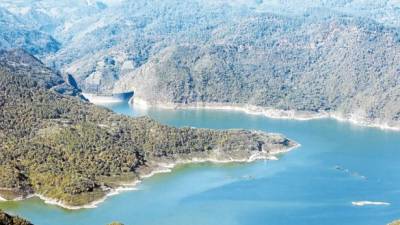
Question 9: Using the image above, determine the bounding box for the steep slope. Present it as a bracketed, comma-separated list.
[0, 50, 296, 207]
[1, 0, 398, 129]
[39, 0, 400, 94]
[115, 13, 400, 129]
[48, 0, 244, 93]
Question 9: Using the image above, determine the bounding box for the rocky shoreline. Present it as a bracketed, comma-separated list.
[130, 97, 400, 132]
[0, 143, 299, 210]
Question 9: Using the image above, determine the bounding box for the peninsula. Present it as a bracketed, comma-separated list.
[0, 49, 297, 208]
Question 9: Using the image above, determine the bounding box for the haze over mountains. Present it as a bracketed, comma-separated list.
[0, 0, 399, 128]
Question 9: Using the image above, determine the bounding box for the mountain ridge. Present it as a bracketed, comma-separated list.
[114, 13, 400, 129]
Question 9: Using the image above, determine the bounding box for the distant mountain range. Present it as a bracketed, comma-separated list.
[0, 7, 60, 56]
[0, 0, 399, 129]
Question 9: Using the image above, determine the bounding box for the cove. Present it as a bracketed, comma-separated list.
[1, 102, 399, 225]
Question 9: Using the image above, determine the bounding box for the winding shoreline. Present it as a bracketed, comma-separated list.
[0, 143, 299, 210]
[21, 94, 395, 210]
[130, 97, 400, 131]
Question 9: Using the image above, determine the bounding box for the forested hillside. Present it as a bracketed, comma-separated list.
[0, 0, 399, 129]
[0, 210, 32, 225]
[0, 50, 294, 207]
[115, 13, 400, 129]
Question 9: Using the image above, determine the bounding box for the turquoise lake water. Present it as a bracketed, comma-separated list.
[1, 102, 400, 225]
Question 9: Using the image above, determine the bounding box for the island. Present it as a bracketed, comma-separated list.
[0, 49, 297, 209]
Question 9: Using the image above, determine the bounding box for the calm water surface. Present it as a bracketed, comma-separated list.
[1, 102, 400, 225]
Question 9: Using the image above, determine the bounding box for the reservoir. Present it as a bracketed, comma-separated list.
[1, 102, 399, 225]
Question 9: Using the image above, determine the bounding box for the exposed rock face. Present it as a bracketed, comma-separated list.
[0, 50, 296, 207]
[0, 210, 33, 225]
